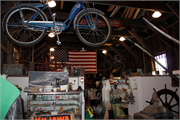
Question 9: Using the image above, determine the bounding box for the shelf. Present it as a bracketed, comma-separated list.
[25, 91, 82, 95]
[29, 99, 79, 101]
[56, 104, 79, 106]
[57, 99, 80, 101]
[29, 105, 53, 107]
[29, 104, 79, 107]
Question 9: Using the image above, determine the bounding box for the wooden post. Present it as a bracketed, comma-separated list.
[6, 38, 11, 64]
[29, 45, 35, 71]
[32, 45, 34, 62]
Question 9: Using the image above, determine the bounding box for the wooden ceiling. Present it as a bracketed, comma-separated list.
[1, 1, 179, 63]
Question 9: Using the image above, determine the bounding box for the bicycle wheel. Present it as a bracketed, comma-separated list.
[3, 5, 47, 46]
[75, 10, 112, 47]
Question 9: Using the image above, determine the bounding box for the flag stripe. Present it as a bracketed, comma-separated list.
[69, 50, 97, 73]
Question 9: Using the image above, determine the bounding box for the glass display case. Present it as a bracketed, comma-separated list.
[25, 91, 84, 119]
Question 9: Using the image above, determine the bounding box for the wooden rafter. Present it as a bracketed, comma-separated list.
[129, 30, 152, 53]
[124, 8, 131, 18]
[1, 1, 21, 15]
[110, 6, 121, 17]
[93, 1, 172, 13]
[121, 8, 128, 18]
[107, 5, 115, 12]
[107, 52, 114, 60]
[34, 48, 48, 60]
[109, 46, 127, 61]
[1, 44, 7, 53]
[118, 40, 138, 61]
[133, 9, 140, 19]
[27, 42, 47, 59]
[61, 0, 64, 9]
[128, 8, 136, 19]
[166, 3, 179, 18]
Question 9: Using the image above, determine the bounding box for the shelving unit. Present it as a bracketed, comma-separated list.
[25, 91, 84, 119]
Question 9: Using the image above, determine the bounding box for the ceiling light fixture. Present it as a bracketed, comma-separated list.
[50, 56, 54, 59]
[119, 37, 126, 41]
[48, 0, 56, 8]
[102, 50, 107, 54]
[48, 32, 55, 38]
[50, 48, 55, 51]
[152, 11, 162, 18]
[80, 47, 87, 52]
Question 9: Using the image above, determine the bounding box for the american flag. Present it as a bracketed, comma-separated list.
[50, 49, 97, 74]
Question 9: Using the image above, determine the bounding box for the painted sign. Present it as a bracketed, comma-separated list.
[79, 18, 121, 27]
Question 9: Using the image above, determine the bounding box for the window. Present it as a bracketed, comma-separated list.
[154, 53, 168, 75]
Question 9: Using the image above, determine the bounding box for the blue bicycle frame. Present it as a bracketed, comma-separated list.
[16, 1, 95, 32]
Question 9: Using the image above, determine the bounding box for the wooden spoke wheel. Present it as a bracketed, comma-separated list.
[113, 61, 125, 70]
[114, 55, 121, 62]
[103, 60, 112, 70]
[153, 84, 179, 115]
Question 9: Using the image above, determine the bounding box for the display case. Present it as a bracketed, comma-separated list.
[25, 91, 84, 119]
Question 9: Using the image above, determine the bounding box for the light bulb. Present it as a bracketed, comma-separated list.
[119, 37, 125, 41]
[152, 11, 161, 18]
[50, 48, 55, 51]
[48, 32, 55, 38]
[102, 50, 107, 54]
[48, 0, 56, 8]
[50, 56, 54, 59]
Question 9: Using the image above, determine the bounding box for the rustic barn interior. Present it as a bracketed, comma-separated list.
[0, 0, 179, 120]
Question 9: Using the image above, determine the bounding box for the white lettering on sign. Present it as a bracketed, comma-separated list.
[79, 19, 121, 27]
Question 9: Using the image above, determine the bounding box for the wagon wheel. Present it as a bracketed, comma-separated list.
[103, 60, 112, 70]
[113, 61, 125, 70]
[114, 55, 121, 62]
[153, 84, 179, 115]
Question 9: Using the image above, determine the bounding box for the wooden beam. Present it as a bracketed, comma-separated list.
[133, 9, 140, 19]
[60, 0, 64, 9]
[1, 1, 21, 15]
[1, 44, 7, 53]
[121, 8, 128, 18]
[109, 46, 127, 60]
[28, 42, 47, 58]
[92, 1, 172, 13]
[128, 8, 136, 19]
[32, 45, 34, 62]
[124, 8, 131, 18]
[145, 21, 179, 40]
[159, 25, 168, 34]
[129, 30, 152, 53]
[150, 27, 172, 49]
[34, 48, 48, 60]
[110, 6, 121, 17]
[166, 3, 179, 18]
[118, 40, 139, 61]
[107, 5, 115, 12]
[107, 52, 114, 60]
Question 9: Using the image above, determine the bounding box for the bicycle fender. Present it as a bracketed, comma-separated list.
[73, 8, 105, 29]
